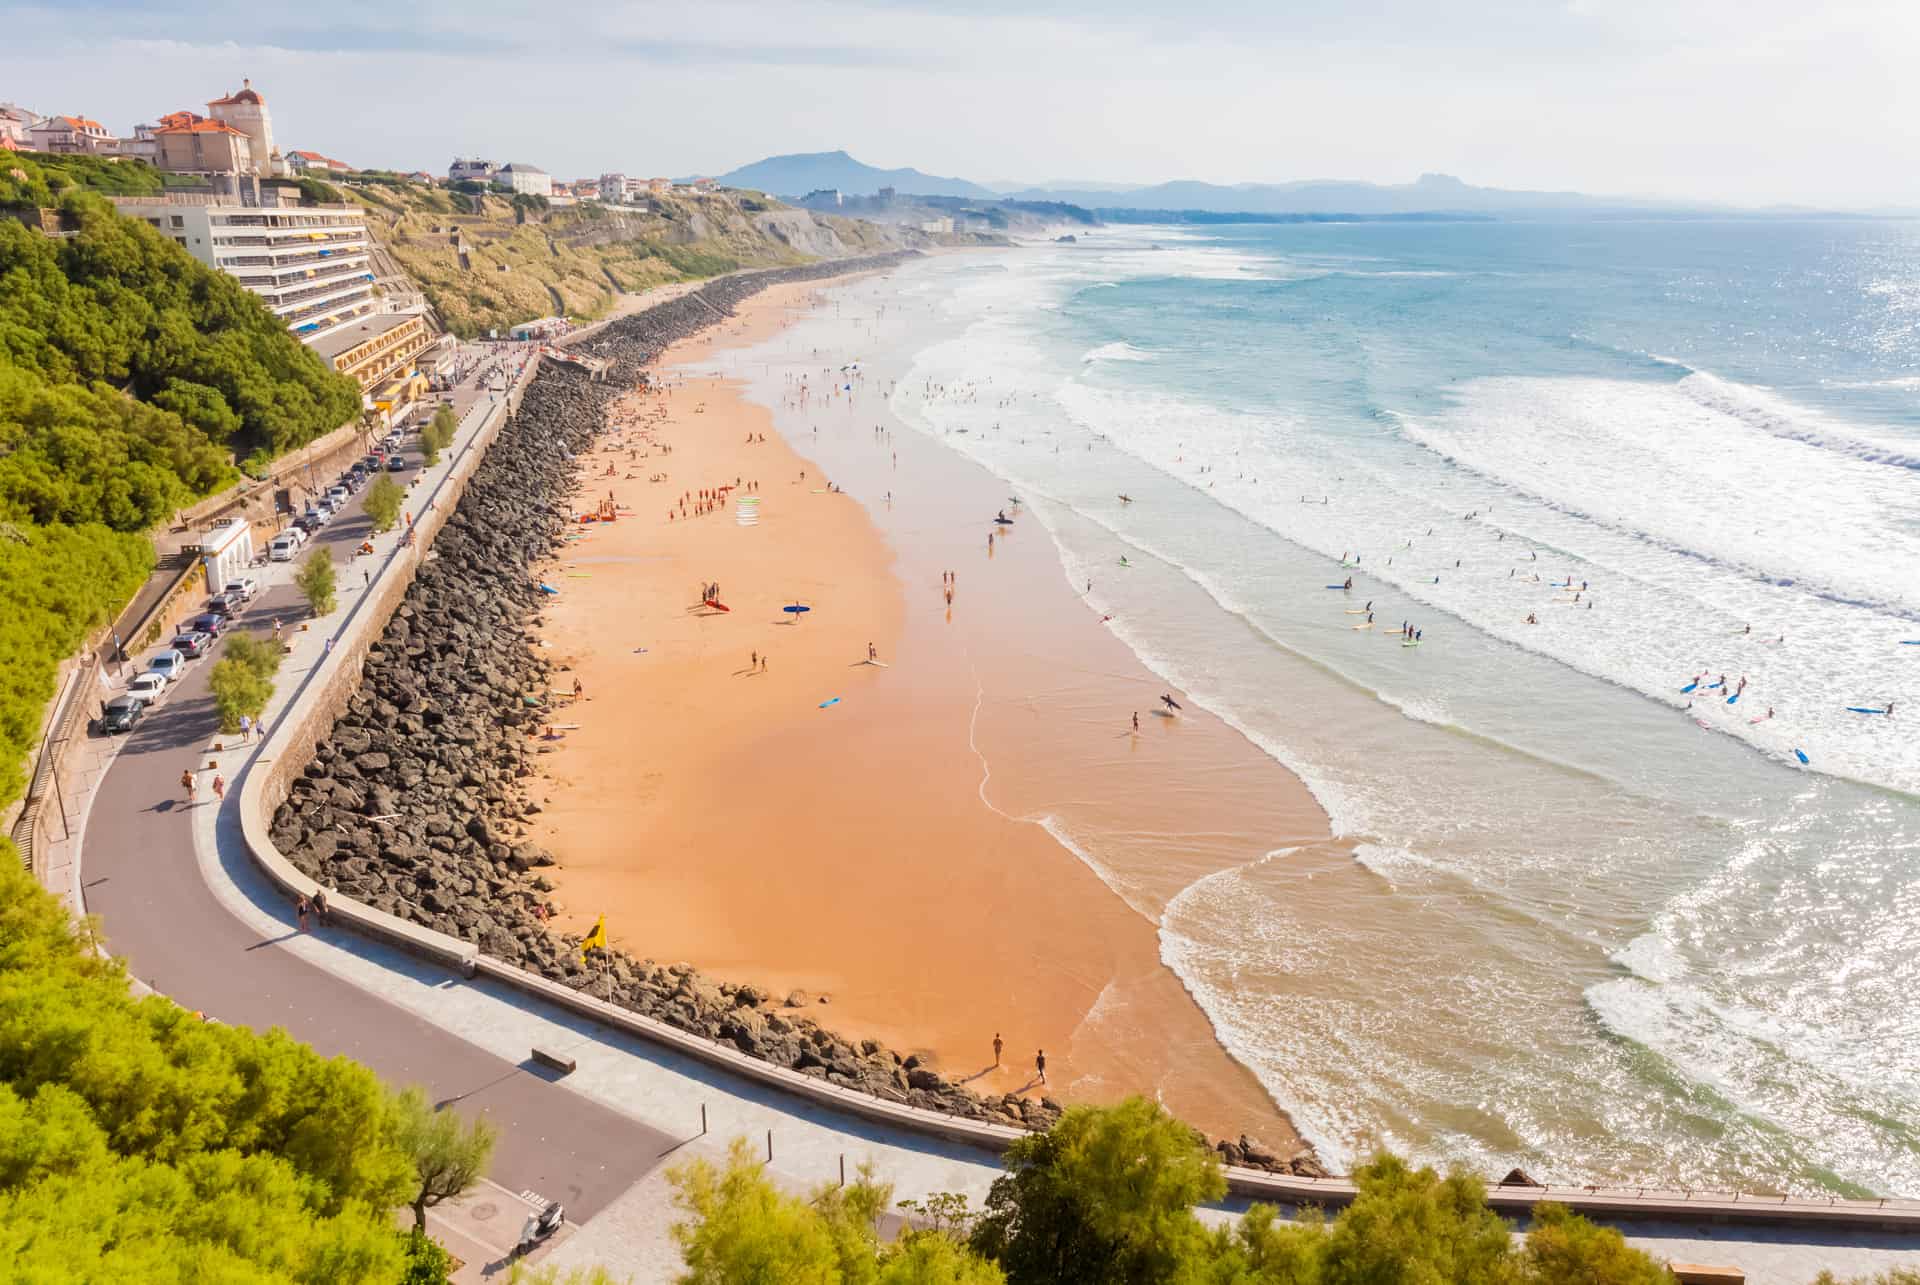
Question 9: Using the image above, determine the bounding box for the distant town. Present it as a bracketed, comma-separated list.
[0, 80, 747, 431]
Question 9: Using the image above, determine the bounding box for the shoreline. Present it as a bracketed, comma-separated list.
[530, 262, 1333, 1161]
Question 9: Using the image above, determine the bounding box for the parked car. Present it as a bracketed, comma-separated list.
[224, 577, 259, 601]
[187, 612, 226, 636]
[270, 534, 299, 561]
[205, 594, 238, 618]
[97, 694, 147, 736]
[362, 454, 384, 471]
[387, 455, 409, 472]
[293, 514, 322, 535]
[327, 486, 351, 507]
[126, 672, 168, 699]
[146, 649, 187, 682]
[169, 630, 212, 659]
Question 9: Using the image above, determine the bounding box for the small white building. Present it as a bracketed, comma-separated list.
[491, 163, 552, 196]
[199, 517, 255, 595]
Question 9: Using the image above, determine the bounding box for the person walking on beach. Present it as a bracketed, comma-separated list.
[993, 1033, 1003, 1068]
[1035, 1049, 1047, 1086]
[1132, 712, 1140, 732]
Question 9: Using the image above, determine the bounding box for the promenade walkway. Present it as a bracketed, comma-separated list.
[58, 334, 1920, 1285]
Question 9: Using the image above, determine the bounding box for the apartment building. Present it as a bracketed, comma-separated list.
[115, 197, 377, 344]
[27, 115, 114, 153]
[491, 163, 551, 196]
[307, 312, 434, 394]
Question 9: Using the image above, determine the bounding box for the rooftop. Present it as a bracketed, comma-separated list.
[156, 119, 248, 137]
[496, 162, 547, 175]
[209, 79, 264, 107]
[306, 311, 426, 361]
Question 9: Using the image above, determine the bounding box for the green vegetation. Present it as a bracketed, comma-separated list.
[0, 844, 451, 1281]
[0, 152, 166, 206]
[363, 473, 404, 533]
[420, 404, 457, 465]
[296, 175, 347, 205]
[207, 631, 282, 734]
[391, 1085, 495, 1233]
[0, 521, 152, 804]
[0, 185, 356, 807]
[296, 548, 337, 617]
[669, 1098, 1673, 1285]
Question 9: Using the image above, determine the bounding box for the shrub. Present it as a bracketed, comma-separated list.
[363, 474, 404, 533]
[296, 548, 337, 616]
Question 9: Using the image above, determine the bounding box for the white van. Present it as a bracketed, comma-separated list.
[269, 533, 299, 561]
[146, 649, 186, 682]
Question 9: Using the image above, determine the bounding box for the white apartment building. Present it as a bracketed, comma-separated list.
[491, 163, 551, 196]
[115, 197, 376, 344]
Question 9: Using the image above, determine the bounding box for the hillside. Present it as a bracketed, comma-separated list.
[714, 149, 996, 199]
[346, 180, 940, 337]
[0, 160, 360, 807]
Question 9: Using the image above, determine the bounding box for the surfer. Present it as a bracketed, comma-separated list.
[1342, 577, 1353, 590]
[1160, 693, 1182, 713]
[1119, 494, 1133, 504]
[1525, 613, 1537, 625]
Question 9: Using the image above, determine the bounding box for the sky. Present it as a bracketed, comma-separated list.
[8, 0, 1920, 208]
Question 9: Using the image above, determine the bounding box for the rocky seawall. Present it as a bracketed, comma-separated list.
[271, 254, 1323, 1172]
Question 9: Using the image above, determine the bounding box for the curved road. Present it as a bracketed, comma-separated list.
[80, 420, 666, 1219]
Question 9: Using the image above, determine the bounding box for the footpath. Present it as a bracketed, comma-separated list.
[49, 321, 1920, 1285]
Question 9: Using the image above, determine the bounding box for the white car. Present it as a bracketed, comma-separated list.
[327, 486, 351, 506]
[224, 576, 259, 600]
[269, 534, 299, 561]
[127, 671, 168, 698]
[146, 649, 186, 682]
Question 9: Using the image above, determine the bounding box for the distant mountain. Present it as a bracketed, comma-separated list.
[715, 150, 996, 199]
[1003, 173, 1718, 217]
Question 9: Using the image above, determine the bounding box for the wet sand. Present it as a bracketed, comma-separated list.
[531, 276, 1334, 1151]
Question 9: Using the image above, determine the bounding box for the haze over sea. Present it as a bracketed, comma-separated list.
[787, 221, 1920, 1195]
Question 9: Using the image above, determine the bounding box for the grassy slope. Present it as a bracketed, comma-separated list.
[349, 183, 887, 337]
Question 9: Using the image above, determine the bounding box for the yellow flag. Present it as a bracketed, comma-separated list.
[580, 914, 608, 958]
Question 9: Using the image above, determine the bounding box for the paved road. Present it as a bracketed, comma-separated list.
[81, 414, 668, 1220]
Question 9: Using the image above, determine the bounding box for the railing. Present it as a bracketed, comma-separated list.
[274, 279, 376, 317]
[218, 246, 369, 269]
[233, 261, 371, 292]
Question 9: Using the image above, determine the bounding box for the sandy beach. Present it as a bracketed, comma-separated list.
[530, 272, 1338, 1151]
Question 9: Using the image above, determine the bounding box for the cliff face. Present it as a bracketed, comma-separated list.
[347, 182, 945, 336]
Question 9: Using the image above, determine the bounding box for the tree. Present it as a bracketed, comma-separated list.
[669, 1138, 1000, 1285]
[400, 1227, 455, 1285]
[421, 405, 457, 466]
[1318, 1154, 1519, 1285]
[0, 845, 417, 1281]
[391, 1086, 496, 1233]
[1518, 1202, 1671, 1285]
[364, 473, 404, 533]
[969, 1096, 1223, 1285]
[297, 547, 338, 616]
[207, 631, 282, 733]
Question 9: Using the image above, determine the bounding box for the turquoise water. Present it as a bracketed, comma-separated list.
[746, 222, 1920, 1195]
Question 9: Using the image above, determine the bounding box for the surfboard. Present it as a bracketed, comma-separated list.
[1903, 641, 1920, 645]
[1324, 584, 1347, 589]
[860, 660, 890, 668]
[1795, 749, 1810, 763]
[1344, 609, 1368, 614]
[1402, 640, 1422, 648]
[1846, 707, 1887, 714]
[1353, 623, 1374, 630]
[707, 602, 729, 612]
[993, 518, 1014, 525]
[1680, 682, 1699, 693]
[818, 697, 841, 709]
[1727, 693, 1739, 705]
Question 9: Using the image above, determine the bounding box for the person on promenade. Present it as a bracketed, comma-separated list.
[240, 714, 252, 742]
[1035, 1049, 1047, 1086]
[211, 774, 225, 802]
[993, 1033, 1003, 1068]
[180, 768, 195, 802]
[312, 887, 330, 928]
[296, 895, 310, 932]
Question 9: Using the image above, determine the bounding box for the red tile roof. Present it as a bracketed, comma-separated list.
[156, 119, 249, 137]
[208, 79, 264, 107]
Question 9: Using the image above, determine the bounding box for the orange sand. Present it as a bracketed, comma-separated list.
[530, 278, 1333, 1151]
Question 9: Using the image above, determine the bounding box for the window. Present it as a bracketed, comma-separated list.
[170, 215, 184, 229]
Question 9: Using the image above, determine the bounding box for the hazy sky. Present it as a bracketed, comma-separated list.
[8, 0, 1919, 206]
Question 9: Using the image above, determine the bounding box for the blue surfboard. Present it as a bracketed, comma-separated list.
[1795, 749, 1810, 764]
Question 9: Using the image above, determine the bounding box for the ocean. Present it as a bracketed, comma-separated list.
[726, 221, 1920, 1197]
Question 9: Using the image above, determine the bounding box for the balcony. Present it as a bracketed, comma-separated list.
[215, 242, 369, 267]
[270, 276, 376, 318]
[226, 255, 371, 287]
